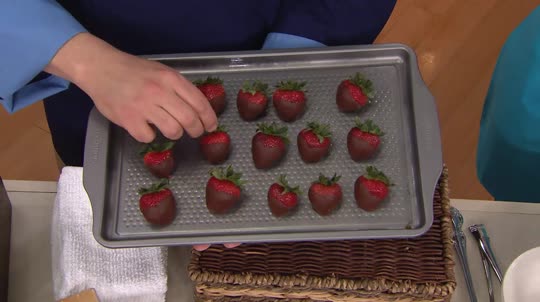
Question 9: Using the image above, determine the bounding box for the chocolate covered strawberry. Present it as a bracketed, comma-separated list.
[336, 72, 374, 112]
[138, 179, 176, 226]
[297, 122, 332, 163]
[252, 122, 289, 170]
[354, 166, 392, 212]
[237, 80, 269, 121]
[140, 141, 175, 178]
[199, 125, 231, 164]
[267, 175, 301, 217]
[205, 165, 244, 215]
[308, 174, 343, 216]
[194, 76, 226, 115]
[272, 80, 307, 122]
[347, 119, 384, 161]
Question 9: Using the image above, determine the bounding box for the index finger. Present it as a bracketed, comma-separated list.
[173, 74, 218, 132]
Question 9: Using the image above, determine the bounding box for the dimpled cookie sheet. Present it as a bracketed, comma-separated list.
[83, 44, 443, 248]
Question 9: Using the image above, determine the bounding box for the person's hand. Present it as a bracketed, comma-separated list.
[193, 243, 241, 251]
[45, 32, 217, 142]
[46, 33, 241, 251]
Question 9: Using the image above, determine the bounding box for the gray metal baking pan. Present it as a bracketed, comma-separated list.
[83, 44, 443, 248]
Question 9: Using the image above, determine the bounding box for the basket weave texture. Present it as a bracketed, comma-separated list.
[189, 167, 455, 302]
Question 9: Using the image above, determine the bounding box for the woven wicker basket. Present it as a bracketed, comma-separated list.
[189, 167, 455, 302]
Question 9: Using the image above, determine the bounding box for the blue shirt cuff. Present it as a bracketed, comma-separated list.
[262, 32, 326, 50]
[0, 0, 87, 113]
[5, 75, 71, 112]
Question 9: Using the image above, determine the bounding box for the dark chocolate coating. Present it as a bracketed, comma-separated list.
[336, 81, 362, 112]
[268, 194, 295, 217]
[252, 138, 285, 170]
[354, 177, 384, 212]
[273, 98, 305, 122]
[308, 187, 342, 216]
[145, 157, 175, 178]
[297, 134, 329, 163]
[201, 143, 230, 164]
[209, 94, 226, 115]
[140, 195, 176, 226]
[237, 94, 267, 121]
[205, 183, 240, 215]
[347, 130, 377, 161]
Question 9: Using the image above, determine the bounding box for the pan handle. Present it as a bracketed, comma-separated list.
[408, 45, 443, 232]
[82, 107, 111, 246]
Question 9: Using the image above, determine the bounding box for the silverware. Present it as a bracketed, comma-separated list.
[480, 249, 494, 302]
[451, 207, 477, 302]
[469, 224, 503, 281]
[469, 224, 503, 302]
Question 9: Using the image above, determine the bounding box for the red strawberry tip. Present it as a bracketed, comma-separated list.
[275, 80, 307, 92]
[306, 122, 332, 143]
[256, 122, 289, 144]
[138, 178, 170, 195]
[193, 76, 223, 86]
[348, 73, 374, 99]
[277, 175, 302, 196]
[241, 80, 269, 96]
[315, 173, 341, 186]
[364, 166, 392, 186]
[139, 140, 175, 156]
[353, 118, 384, 136]
[209, 165, 245, 188]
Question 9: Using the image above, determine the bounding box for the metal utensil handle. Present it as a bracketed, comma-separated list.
[480, 248, 494, 302]
[453, 237, 478, 302]
[460, 240, 478, 302]
[479, 237, 503, 282]
[471, 224, 503, 283]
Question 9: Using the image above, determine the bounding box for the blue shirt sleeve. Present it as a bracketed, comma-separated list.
[267, 0, 396, 46]
[262, 32, 326, 49]
[0, 0, 87, 114]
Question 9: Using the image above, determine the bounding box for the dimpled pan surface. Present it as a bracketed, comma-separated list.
[83, 44, 443, 248]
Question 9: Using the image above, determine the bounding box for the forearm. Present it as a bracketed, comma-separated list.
[41, 30, 218, 143]
[44, 32, 121, 88]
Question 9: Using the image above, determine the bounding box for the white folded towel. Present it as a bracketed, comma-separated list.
[51, 167, 168, 302]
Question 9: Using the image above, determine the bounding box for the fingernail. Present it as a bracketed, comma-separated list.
[193, 244, 210, 251]
[224, 243, 241, 249]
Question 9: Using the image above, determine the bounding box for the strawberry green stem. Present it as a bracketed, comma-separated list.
[364, 166, 392, 186]
[306, 122, 331, 143]
[139, 140, 175, 156]
[256, 122, 289, 144]
[138, 178, 169, 195]
[213, 125, 227, 133]
[275, 80, 307, 92]
[241, 80, 269, 96]
[193, 76, 223, 85]
[209, 165, 245, 187]
[353, 119, 384, 136]
[277, 175, 302, 195]
[349, 72, 374, 99]
[316, 173, 341, 186]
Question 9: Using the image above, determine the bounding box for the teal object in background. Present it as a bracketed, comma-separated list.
[477, 5, 540, 202]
